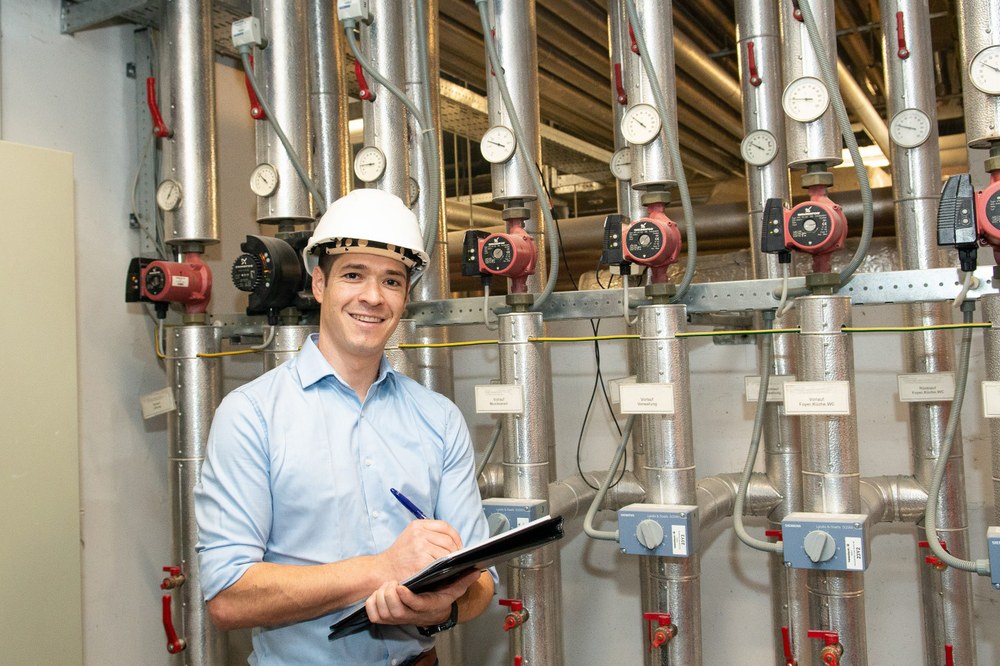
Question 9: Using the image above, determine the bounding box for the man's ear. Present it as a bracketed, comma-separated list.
[311, 265, 325, 303]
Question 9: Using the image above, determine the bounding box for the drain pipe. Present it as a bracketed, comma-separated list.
[880, 1, 977, 662]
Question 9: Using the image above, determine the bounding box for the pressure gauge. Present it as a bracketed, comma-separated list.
[480, 125, 517, 164]
[889, 108, 931, 148]
[620, 103, 662, 145]
[969, 45, 1000, 95]
[155, 179, 183, 212]
[609, 147, 632, 181]
[781, 76, 830, 123]
[354, 145, 386, 183]
[740, 129, 778, 166]
[407, 177, 420, 207]
[250, 163, 279, 197]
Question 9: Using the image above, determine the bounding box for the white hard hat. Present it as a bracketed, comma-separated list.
[303, 188, 429, 278]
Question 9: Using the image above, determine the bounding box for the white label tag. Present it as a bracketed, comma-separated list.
[983, 382, 1000, 418]
[897, 373, 955, 402]
[171, 275, 190, 288]
[844, 536, 864, 571]
[745, 375, 796, 403]
[474, 384, 524, 414]
[619, 383, 675, 414]
[607, 375, 637, 405]
[782, 381, 851, 415]
[671, 524, 688, 556]
[140, 387, 176, 419]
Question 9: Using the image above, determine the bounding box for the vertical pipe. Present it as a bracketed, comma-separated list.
[777, 0, 842, 169]
[307, 0, 351, 207]
[264, 325, 316, 371]
[880, 1, 977, 662]
[607, 0, 643, 222]
[166, 325, 224, 665]
[796, 296, 867, 665]
[956, 0, 1000, 149]
[635, 305, 700, 666]
[253, 0, 313, 225]
[983, 294, 1000, 524]
[363, 0, 409, 200]
[499, 312, 561, 665]
[160, 0, 218, 246]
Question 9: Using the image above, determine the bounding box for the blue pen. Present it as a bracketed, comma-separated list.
[390, 487, 428, 520]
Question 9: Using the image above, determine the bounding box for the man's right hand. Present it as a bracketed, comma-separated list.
[378, 520, 464, 581]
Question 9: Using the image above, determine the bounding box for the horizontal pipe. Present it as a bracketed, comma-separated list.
[698, 472, 783, 530]
[860, 475, 929, 524]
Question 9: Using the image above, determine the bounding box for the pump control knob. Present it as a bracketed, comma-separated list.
[636, 519, 665, 550]
[232, 253, 264, 292]
[803, 530, 837, 563]
[487, 512, 511, 537]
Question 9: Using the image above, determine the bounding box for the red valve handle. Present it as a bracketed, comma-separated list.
[513, 657, 522, 666]
[747, 41, 762, 87]
[628, 23, 639, 55]
[945, 644, 954, 666]
[792, 0, 803, 22]
[243, 54, 266, 120]
[160, 565, 185, 590]
[355, 60, 375, 101]
[781, 626, 797, 666]
[499, 598, 524, 612]
[643, 612, 675, 649]
[807, 630, 842, 666]
[765, 529, 784, 541]
[614, 63, 628, 105]
[807, 630, 840, 646]
[161, 594, 187, 654]
[146, 77, 171, 139]
[499, 598, 527, 632]
[896, 11, 910, 59]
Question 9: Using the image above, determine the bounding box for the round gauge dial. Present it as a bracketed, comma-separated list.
[155, 179, 183, 212]
[889, 108, 931, 148]
[609, 147, 632, 181]
[407, 177, 420, 207]
[782, 76, 830, 123]
[354, 145, 387, 183]
[480, 125, 517, 164]
[740, 129, 778, 166]
[250, 163, 279, 197]
[620, 103, 662, 145]
[970, 45, 1000, 95]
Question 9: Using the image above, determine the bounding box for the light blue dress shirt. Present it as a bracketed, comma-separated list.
[195, 334, 492, 665]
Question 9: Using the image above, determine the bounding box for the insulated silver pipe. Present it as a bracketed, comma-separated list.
[860, 475, 928, 525]
[625, 0, 679, 190]
[983, 294, 1000, 524]
[499, 312, 560, 664]
[607, 0, 644, 222]
[264, 325, 316, 371]
[307, 0, 350, 207]
[160, 0, 218, 245]
[956, 0, 1000, 148]
[253, 0, 313, 225]
[635, 304, 700, 665]
[797, 296, 867, 664]
[166, 325, 224, 665]
[778, 0, 842, 168]
[697, 473, 783, 530]
[548, 472, 645, 524]
[362, 0, 409, 199]
[880, 2, 977, 661]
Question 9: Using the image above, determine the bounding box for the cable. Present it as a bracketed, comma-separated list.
[796, 0, 873, 286]
[923, 301, 990, 576]
[475, 421, 503, 480]
[776, 262, 795, 317]
[583, 414, 636, 542]
[482, 282, 499, 330]
[622, 0, 697, 303]
[474, 0, 560, 309]
[398, 339, 499, 349]
[238, 47, 328, 213]
[250, 325, 277, 351]
[412, 0, 443, 266]
[953, 269, 976, 308]
[733, 311, 783, 554]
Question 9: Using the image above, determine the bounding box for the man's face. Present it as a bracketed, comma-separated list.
[311, 252, 409, 365]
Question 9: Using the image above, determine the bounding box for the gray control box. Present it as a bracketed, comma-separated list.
[988, 526, 1000, 588]
[482, 498, 548, 536]
[782, 512, 869, 571]
[617, 503, 698, 557]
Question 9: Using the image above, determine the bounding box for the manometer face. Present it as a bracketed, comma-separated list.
[155, 179, 183, 212]
[970, 45, 1000, 95]
[609, 147, 632, 181]
[480, 125, 516, 164]
[250, 163, 279, 197]
[782, 76, 830, 123]
[620, 103, 662, 145]
[740, 129, 778, 167]
[407, 177, 420, 207]
[889, 108, 931, 148]
[354, 145, 387, 183]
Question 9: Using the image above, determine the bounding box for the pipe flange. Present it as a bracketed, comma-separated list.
[502, 206, 531, 221]
[506, 292, 535, 312]
[644, 282, 677, 304]
[640, 190, 672, 206]
[800, 171, 834, 188]
[173, 241, 206, 255]
[804, 271, 840, 295]
[183, 312, 208, 325]
[985, 155, 1000, 174]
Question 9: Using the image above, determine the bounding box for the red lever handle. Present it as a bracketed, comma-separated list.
[243, 54, 266, 120]
[896, 11, 910, 59]
[614, 63, 628, 105]
[765, 529, 784, 541]
[355, 60, 375, 101]
[146, 77, 171, 138]
[945, 644, 954, 666]
[747, 41, 762, 87]
[781, 626, 797, 665]
[807, 630, 840, 646]
[792, 0, 803, 22]
[628, 23, 640, 55]
[161, 594, 187, 654]
[160, 565, 185, 590]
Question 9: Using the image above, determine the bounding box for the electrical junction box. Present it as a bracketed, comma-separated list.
[482, 498, 548, 537]
[988, 526, 1000, 589]
[617, 504, 698, 557]
[336, 0, 370, 22]
[782, 512, 870, 572]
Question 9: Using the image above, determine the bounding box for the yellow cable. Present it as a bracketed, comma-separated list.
[397, 339, 499, 349]
[529, 335, 640, 343]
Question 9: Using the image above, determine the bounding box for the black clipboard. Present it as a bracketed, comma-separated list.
[328, 515, 564, 640]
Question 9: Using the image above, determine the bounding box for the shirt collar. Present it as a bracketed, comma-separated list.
[295, 333, 396, 391]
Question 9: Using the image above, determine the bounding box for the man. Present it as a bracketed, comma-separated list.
[195, 188, 495, 665]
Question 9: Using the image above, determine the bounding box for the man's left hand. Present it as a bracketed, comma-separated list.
[364, 569, 481, 626]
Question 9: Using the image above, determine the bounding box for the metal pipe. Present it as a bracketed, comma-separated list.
[982, 294, 1000, 524]
[697, 472, 783, 530]
[499, 312, 561, 664]
[797, 295, 867, 664]
[253, 0, 313, 225]
[956, 0, 1000, 148]
[635, 304, 700, 665]
[673, 31, 742, 112]
[607, 0, 644, 222]
[166, 325, 225, 665]
[836, 59, 890, 158]
[859, 475, 928, 525]
[159, 0, 218, 245]
[264, 325, 315, 371]
[307, 0, 350, 207]
[362, 0, 409, 199]
[548, 472, 645, 523]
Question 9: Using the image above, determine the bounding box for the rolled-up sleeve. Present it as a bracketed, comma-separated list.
[194, 391, 272, 601]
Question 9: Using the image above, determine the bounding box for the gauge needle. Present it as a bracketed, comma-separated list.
[985, 63, 1000, 73]
[751, 142, 763, 150]
[489, 141, 506, 147]
[900, 124, 915, 131]
[635, 119, 647, 128]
